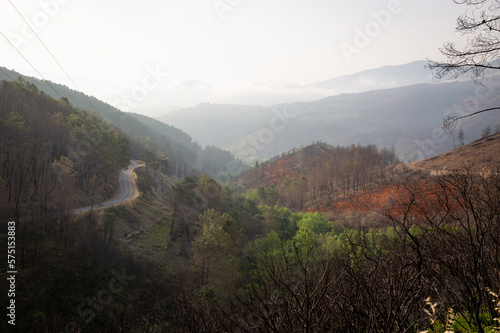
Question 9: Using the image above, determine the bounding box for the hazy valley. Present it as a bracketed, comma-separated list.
[160, 63, 500, 162]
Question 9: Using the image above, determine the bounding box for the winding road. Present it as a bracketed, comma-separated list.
[0, 160, 143, 224]
[69, 160, 143, 214]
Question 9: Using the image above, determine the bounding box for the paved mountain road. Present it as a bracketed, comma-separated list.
[69, 160, 143, 214]
[0, 161, 143, 239]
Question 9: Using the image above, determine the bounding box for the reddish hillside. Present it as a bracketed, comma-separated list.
[317, 177, 443, 218]
[236, 143, 398, 210]
[236, 135, 499, 218]
[237, 144, 337, 187]
[317, 134, 500, 217]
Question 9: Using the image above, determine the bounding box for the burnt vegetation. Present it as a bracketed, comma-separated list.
[238, 142, 399, 210]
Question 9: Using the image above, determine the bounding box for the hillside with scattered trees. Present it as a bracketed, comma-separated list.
[0, 79, 130, 220]
[1, 74, 500, 333]
[237, 142, 399, 210]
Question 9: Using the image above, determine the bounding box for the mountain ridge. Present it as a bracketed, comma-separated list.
[234, 131, 500, 215]
[0, 66, 249, 178]
[135, 60, 443, 108]
[307, 60, 433, 92]
[160, 77, 500, 162]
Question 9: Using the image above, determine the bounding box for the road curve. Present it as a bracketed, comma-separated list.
[0, 161, 143, 237]
[69, 160, 143, 214]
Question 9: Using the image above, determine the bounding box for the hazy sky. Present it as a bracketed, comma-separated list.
[0, 0, 468, 109]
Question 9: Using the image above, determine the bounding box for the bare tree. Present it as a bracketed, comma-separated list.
[482, 125, 493, 138]
[458, 127, 465, 147]
[427, 0, 500, 83]
[428, 0, 500, 132]
[234, 235, 342, 332]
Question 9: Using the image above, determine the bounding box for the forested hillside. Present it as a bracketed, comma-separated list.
[0, 67, 248, 179]
[34, 141, 497, 333]
[0, 79, 130, 219]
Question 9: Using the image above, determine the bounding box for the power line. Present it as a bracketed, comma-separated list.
[8, 0, 99, 114]
[0, 31, 64, 100]
[0, 66, 70, 123]
[55, 12, 114, 99]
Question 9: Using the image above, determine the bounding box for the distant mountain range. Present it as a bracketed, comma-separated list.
[307, 60, 434, 93]
[4, 61, 499, 168]
[128, 60, 439, 109]
[160, 73, 500, 162]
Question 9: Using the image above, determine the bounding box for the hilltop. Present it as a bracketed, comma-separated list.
[236, 142, 398, 210]
[3, 75, 500, 333]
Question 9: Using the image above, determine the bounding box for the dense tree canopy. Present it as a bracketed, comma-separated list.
[0, 79, 130, 218]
